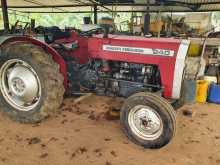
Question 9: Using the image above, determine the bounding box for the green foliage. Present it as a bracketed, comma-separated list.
[7, 12, 93, 29]
[0, 10, 219, 32]
[211, 12, 220, 31]
[0, 10, 131, 31]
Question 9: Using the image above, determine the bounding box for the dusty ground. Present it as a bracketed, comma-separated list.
[0, 95, 220, 165]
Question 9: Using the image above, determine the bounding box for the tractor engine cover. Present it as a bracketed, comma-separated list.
[88, 35, 190, 99]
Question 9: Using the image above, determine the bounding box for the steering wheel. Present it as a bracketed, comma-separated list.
[79, 27, 103, 36]
[11, 20, 31, 34]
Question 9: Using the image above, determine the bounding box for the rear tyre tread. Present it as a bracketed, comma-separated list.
[0, 43, 65, 123]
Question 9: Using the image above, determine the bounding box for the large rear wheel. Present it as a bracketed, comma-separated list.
[0, 43, 65, 123]
[120, 92, 176, 149]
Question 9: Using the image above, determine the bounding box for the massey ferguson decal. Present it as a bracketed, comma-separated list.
[103, 45, 175, 56]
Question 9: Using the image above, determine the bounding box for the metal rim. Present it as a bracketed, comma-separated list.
[128, 105, 163, 141]
[0, 59, 42, 111]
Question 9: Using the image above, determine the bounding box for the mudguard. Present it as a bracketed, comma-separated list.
[0, 36, 67, 88]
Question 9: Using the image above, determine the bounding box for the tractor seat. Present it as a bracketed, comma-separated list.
[41, 26, 71, 44]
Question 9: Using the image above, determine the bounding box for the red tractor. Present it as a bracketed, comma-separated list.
[0, 26, 190, 149]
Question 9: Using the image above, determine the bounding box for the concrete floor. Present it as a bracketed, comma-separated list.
[0, 95, 220, 165]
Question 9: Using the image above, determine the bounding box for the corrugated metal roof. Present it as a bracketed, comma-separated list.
[1, 0, 220, 13]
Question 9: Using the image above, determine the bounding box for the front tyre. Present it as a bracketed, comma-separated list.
[0, 43, 65, 123]
[120, 92, 176, 149]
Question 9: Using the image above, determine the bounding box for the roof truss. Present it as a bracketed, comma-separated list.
[1, 0, 220, 13]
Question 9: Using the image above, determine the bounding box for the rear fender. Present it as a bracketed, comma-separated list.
[0, 36, 67, 88]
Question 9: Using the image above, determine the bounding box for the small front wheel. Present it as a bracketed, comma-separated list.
[120, 92, 176, 149]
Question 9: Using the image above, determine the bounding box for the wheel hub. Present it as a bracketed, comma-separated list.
[8, 65, 39, 103]
[11, 77, 26, 94]
[128, 105, 163, 140]
[0, 59, 41, 111]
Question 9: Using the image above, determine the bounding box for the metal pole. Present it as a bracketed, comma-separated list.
[157, 10, 161, 38]
[130, 7, 134, 34]
[143, 0, 150, 35]
[1, 0, 9, 31]
[94, 5, 97, 24]
[170, 11, 173, 34]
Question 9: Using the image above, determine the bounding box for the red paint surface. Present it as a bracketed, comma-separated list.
[1, 34, 184, 99]
[87, 35, 181, 98]
[21, 33, 181, 98]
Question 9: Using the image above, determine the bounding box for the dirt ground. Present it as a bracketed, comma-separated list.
[0, 95, 220, 165]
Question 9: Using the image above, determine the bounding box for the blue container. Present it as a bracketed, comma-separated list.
[208, 84, 220, 104]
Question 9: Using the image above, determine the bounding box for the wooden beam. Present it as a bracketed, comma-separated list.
[18, 10, 217, 13]
[23, 0, 68, 12]
[2, 2, 220, 8]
